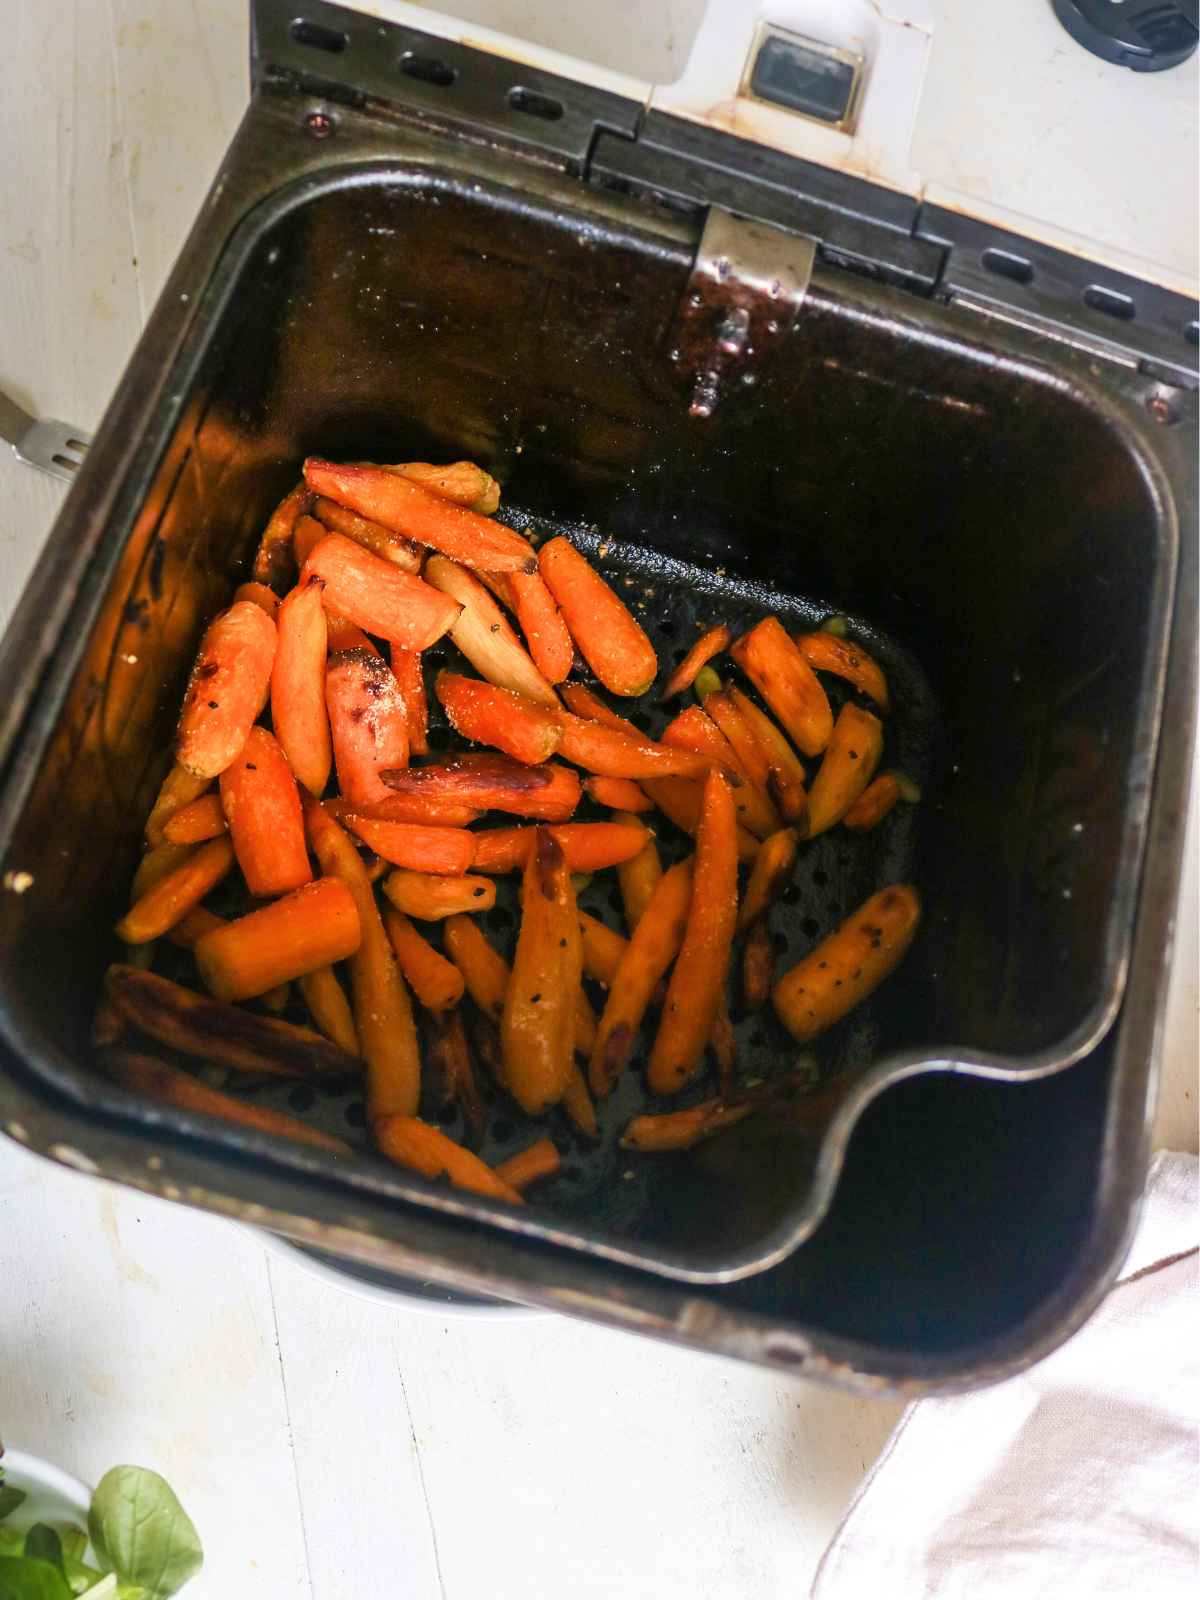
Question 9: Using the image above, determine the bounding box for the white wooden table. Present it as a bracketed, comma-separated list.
[2, 6, 1196, 1597]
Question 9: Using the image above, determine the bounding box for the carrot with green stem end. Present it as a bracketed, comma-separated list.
[659, 623, 733, 701]
[176, 601, 276, 779]
[219, 726, 312, 896]
[302, 533, 460, 650]
[272, 575, 332, 796]
[194, 878, 360, 1003]
[539, 537, 657, 696]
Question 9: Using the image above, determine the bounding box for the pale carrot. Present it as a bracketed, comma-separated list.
[272, 575, 332, 796]
[539, 537, 657, 696]
[422, 556, 559, 706]
[219, 726, 312, 896]
[194, 878, 360, 1003]
[176, 601, 276, 779]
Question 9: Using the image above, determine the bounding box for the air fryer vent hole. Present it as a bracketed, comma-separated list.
[291, 19, 347, 53]
[401, 53, 457, 87]
[509, 87, 565, 122]
[981, 248, 1034, 287]
[1084, 285, 1136, 323]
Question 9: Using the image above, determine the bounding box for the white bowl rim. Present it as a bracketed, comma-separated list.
[2, 1449, 92, 1517]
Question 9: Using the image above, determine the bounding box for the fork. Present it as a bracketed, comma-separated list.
[0, 387, 90, 483]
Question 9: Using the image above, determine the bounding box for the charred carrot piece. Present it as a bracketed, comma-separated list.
[737, 827, 799, 933]
[233, 581, 280, 618]
[742, 919, 774, 1012]
[305, 798, 420, 1121]
[311, 495, 423, 572]
[104, 964, 359, 1078]
[640, 777, 760, 864]
[374, 1114, 523, 1202]
[577, 911, 629, 987]
[423, 556, 559, 706]
[144, 764, 212, 847]
[116, 836, 235, 944]
[272, 575, 332, 797]
[584, 775, 652, 812]
[194, 877, 360, 1003]
[219, 725, 312, 896]
[659, 623, 733, 701]
[774, 886, 920, 1043]
[620, 1100, 755, 1152]
[386, 459, 500, 514]
[104, 1049, 352, 1154]
[342, 816, 474, 875]
[304, 459, 534, 572]
[253, 482, 310, 591]
[507, 568, 574, 683]
[381, 755, 581, 822]
[382, 869, 496, 921]
[326, 648, 411, 806]
[796, 631, 890, 711]
[557, 713, 715, 781]
[701, 693, 784, 833]
[494, 1137, 561, 1191]
[539, 537, 657, 697]
[647, 770, 738, 1095]
[589, 859, 693, 1097]
[325, 793, 482, 828]
[389, 646, 429, 756]
[162, 793, 227, 845]
[730, 618, 833, 758]
[613, 811, 663, 931]
[166, 905, 224, 949]
[298, 966, 359, 1056]
[726, 687, 808, 826]
[303, 533, 461, 651]
[502, 829, 582, 1114]
[326, 615, 380, 655]
[428, 1008, 486, 1146]
[384, 907, 466, 1011]
[292, 513, 329, 569]
[469, 821, 650, 875]
[805, 703, 884, 837]
[435, 671, 563, 766]
[661, 705, 779, 838]
[843, 771, 906, 831]
[176, 601, 276, 779]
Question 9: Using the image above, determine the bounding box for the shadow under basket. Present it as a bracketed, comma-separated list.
[0, 44, 1194, 1388]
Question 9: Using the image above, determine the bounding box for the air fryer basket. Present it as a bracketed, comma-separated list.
[0, 10, 1194, 1381]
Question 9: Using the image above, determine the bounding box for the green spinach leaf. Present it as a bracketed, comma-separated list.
[86, 1471, 200, 1600]
[0, 1490, 26, 1524]
[0, 1554, 73, 1600]
[20, 1533, 61, 1577]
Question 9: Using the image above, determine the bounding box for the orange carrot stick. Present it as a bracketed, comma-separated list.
[305, 798, 420, 1121]
[326, 648, 411, 806]
[382, 869, 496, 920]
[442, 915, 511, 1022]
[144, 764, 212, 847]
[640, 777, 760, 864]
[558, 682, 638, 732]
[298, 966, 360, 1055]
[162, 793, 228, 845]
[131, 842, 194, 903]
[435, 671, 563, 766]
[562, 1063, 599, 1139]
[737, 827, 799, 933]
[324, 793, 482, 829]
[843, 771, 905, 831]
[730, 618, 833, 758]
[589, 859, 693, 1097]
[469, 821, 649, 875]
[218, 726, 312, 896]
[538, 537, 657, 697]
[659, 623, 733, 700]
[613, 811, 663, 931]
[423, 556, 559, 706]
[742, 919, 774, 1011]
[176, 601, 276, 779]
[292, 513, 328, 569]
[116, 836, 235, 944]
[502, 829, 581, 1113]
[494, 1137, 561, 1191]
[385, 459, 500, 513]
[253, 482, 310, 590]
[577, 910, 629, 987]
[384, 908, 465, 1011]
[342, 816, 475, 875]
[389, 646, 429, 756]
[620, 1099, 755, 1152]
[584, 775, 652, 812]
[374, 1115, 523, 1203]
[381, 755, 581, 822]
[647, 770, 738, 1095]
[556, 712, 714, 780]
[506, 569, 574, 684]
[311, 495, 423, 572]
[795, 631, 890, 711]
[701, 693, 784, 829]
[774, 886, 921, 1043]
[303, 533, 461, 651]
[272, 574, 332, 797]
[166, 905, 225, 949]
[726, 686, 808, 826]
[194, 878, 361, 1002]
[233, 581, 280, 618]
[805, 703, 884, 837]
[661, 705, 779, 838]
[325, 615, 381, 655]
[303, 459, 535, 572]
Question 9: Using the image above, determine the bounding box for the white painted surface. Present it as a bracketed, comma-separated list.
[0, 5, 1195, 1597]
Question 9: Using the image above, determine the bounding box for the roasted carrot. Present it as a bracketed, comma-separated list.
[774, 885, 921, 1043]
[272, 574, 332, 797]
[389, 646, 429, 756]
[435, 671, 563, 766]
[556, 713, 715, 781]
[620, 1100, 755, 1152]
[577, 911, 629, 987]
[292, 513, 329, 569]
[661, 705, 779, 838]
[381, 755, 580, 821]
[104, 964, 359, 1079]
[711, 996, 736, 1100]
[311, 495, 423, 572]
[325, 793, 482, 829]
[538, 537, 657, 696]
[423, 556, 559, 706]
[305, 798, 420, 1121]
[584, 775, 652, 812]
[116, 836, 235, 944]
[506, 568, 574, 683]
[443, 914, 509, 1022]
[253, 481, 310, 591]
[805, 703, 884, 837]
[701, 693, 784, 833]
[737, 827, 799, 932]
[303, 533, 460, 650]
[374, 1115, 523, 1203]
[326, 648, 411, 806]
[796, 631, 890, 711]
[589, 859, 692, 1097]
[219, 726, 312, 896]
[558, 682, 637, 732]
[194, 878, 360, 1003]
[843, 772, 905, 831]
[232, 581, 280, 618]
[562, 1063, 599, 1139]
[428, 1008, 486, 1146]
[342, 815, 474, 875]
[727, 686, 808, 826]
[384, 459, 500, 513]
[298, 966, 359, 1056]
[162, 793, 227, 845]
[640, 777, 760, 864]
[647, 770, 738, 1095]
[742, 919, 774, 1011]
[176, 601, 276, 779]
[659, 623, 733, 700]
[325, 615, 381, 655]
[494, 1138, 561, 1191]
[303, 460, 534, 572]
[384, 908, 466, 1011]
[730, 618, 833, 758]
[382, 869, 496, 920]
[502, 829, 581, 1114]
[104, 1049, 352, 1154]
[469, 822, 650, 875]
[166, 905, 224, 949]
[613, 812, 662, 931]
[144, 764, 212, 847]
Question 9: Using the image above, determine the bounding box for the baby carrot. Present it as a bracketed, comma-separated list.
[507, 569, 574, 684]
[613, 811, 662, 931]
[384, 907, 466, 1011]
[795, 631, 890, 711]
[562, 1063, 598, 1139]
[539, 537, 657, 696]
[144, 763, 211, 847]
[661, 705, 779, 838]
[326, 615, 381, 655]
[292, 513, 328, 569]
[737, 828, 799, 932]
[726, 687, 808, 826]
[303, 532, 461, 650]
[730, 618, 832, 758]
[166, 906, 224, 949]
[374, 1115, 523, 1203]
[742, 919, 774, 1011]
[389, 646, 429, 756]
[584, 775, 652, 812]
[271, 574, 332, 797]
[162, 793, 227, 845]
[805, 703, 884, 837]
[381, 755, 581, 821]
[382, 870, 496, 920]
[385, 459, 500, 513]
[620, 1100, 755, 1152]
[298, 966, 360, 1056]
[325, 793, 482, 829]
[469, 822, 649, 875]
[442, 914, 510, 1022]
[556, 713, 713, 780]
[659, 623, 732, 700]
[219, 726, 312, 896]
[253, 481, 310, 590]
[843, 772, 904, 831]
[701, 693, 784, 833]
[116, 836, 235, 944]
[577, 911, 629, 987]
[423, 556, 559, 706]
[343, 816, 474, 876]
[558, 682, 638, 731]
[176, 601, 276, 779]
[774, 886, 920, 1043]
[494, 1137, 561, 1191]
[435, 671, 563, 766]
[311, 495, 423, 572]
[326, 648, 410, 807]
[502, 829, 582, 1114]
[194, 878, 361, 1003]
